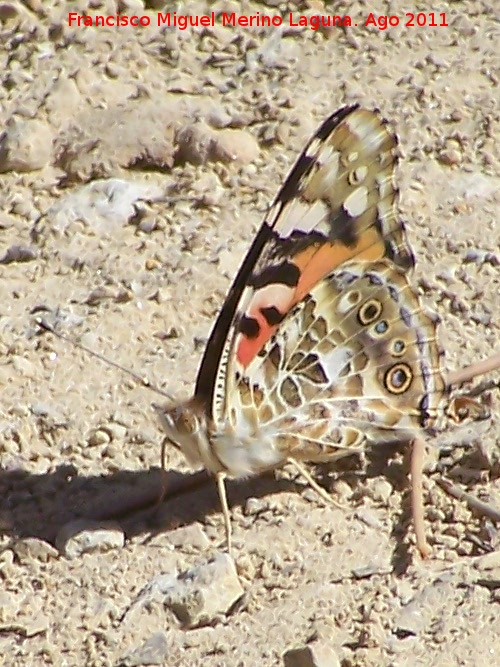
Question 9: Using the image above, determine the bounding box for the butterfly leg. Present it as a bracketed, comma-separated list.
[410, 436, 431, 558]
[216, 471, 233, 555]
[157, 436, 170, 504]
[286, 457, 344, 509]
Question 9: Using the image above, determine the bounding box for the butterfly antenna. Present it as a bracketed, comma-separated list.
[36, 317, 175, 402]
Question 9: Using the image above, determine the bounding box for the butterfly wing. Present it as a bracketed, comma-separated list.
[195, 106, 430, 432]
[227, 260, 446, 472]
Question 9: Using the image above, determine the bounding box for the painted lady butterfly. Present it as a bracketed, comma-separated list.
[155, 105, 498, 556]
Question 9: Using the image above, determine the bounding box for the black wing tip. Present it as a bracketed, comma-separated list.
[315, 104, 361, 140]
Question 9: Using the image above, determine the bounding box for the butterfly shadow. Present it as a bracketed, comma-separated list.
[1, 441, 483, 574]
[0, 464, 299, 548]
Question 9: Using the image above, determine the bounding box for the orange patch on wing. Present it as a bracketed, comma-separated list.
[293, 228, 385, 302]
[236, 310, 278, 367]
[236, 229, 385, 368]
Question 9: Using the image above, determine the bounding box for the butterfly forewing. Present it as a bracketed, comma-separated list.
[195, 106, 427, 434]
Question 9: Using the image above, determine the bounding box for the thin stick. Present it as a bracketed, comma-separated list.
[436, 477, 500, 523]
[36, 317, 174, 400]
[411, 437, 431, 558]
[447, 352, 500, 387]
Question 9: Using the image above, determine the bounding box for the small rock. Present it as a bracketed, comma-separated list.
[354, 508, 383, 530]
[235, 553, 256, 581]
[120, 631, 170, 666]
[22, 614, 50, 638]
[244, 497, 269, 516]
[453, 15, 475, 37]
[176, 124, 259, 166]
[438, 148, 462, 166]
[145, 552, 243, 628]
[211, 128, 260, 164]
[176, 123, 214, 165]
[56, 520, 125, 558]
[0, 245, 37, 264]
[393, 602, 426, 637]
[87, 428, 111, 446]
[0, 3, 22, 20]
[426, 53, 449, 68]
[104, 422, 127, 442]
[474, 551, 500, 573]
[150, 524, 210, 552]
[393, 581, 455, 637]
[33, 179, 165, 241]
[367, 479, 393, 504]
[0, 590, 20, 619]
[165, 524, 210, 551]
[351, 563, 389, 579]
[283, 642, 341, 667]
[44, 77, 81, 126]
[0, 119, 54, 172]
[11, 356, 37, 379]
[12, 538, 58, 564]
[138, 216, 158, 234]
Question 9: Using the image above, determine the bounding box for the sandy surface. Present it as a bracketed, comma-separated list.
[1, 1, 499, 665]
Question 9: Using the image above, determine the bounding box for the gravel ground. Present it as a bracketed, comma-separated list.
[1, 1, 499, 666]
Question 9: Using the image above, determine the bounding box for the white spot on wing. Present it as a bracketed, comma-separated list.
[353, 166, 368, 183]
[343, 186, 368, 217]
[247, 283, 294, 313]
[337, 292, 356, 315]
[321, 346, 353, 383]
[277, 198, 330, 237]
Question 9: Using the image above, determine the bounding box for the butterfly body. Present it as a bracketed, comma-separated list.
[156, 105, 458, 551]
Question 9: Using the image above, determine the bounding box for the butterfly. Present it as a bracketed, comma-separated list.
[155, 105, 497, 557]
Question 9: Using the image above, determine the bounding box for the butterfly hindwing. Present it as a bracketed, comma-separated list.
[228, 261, 446, 467]
[195, 106, 417, 424]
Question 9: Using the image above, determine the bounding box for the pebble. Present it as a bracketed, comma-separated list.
[211, 128, 260, 164]
[0, 3, 21, 20]
[103, 422, 128, 442]
[12, 538, 58, 564]
[176, 124, 259, 165]
[120, 631, 170, 667]
[244, 497, 269, 516]
[151, 552, 243, 628]
[176, 123, 214, 165]
[473, 551, 500, 573]
[0, 244, 38, 264]
[394, 581, 455, 637]
[44, 77, 81, 126]
[393, 602, 427, 637]
[366, 479, 393, 504]
[0, 119, 54, 172]
[55, 520, 125, 558]
[150, 524, 210, 552]
[22, 614, 50, 638]
[11, 356, 38, 379]
[34, 178, 165, 240]
[283, 642, 341, 667]
[87, 428, 112, 447]
[438, 148, 462, 166]
[452, 15, 475, 37]
[354, 508, 383, 530]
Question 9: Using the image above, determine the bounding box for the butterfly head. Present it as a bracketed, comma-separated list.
[153, 400, 216, 472]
